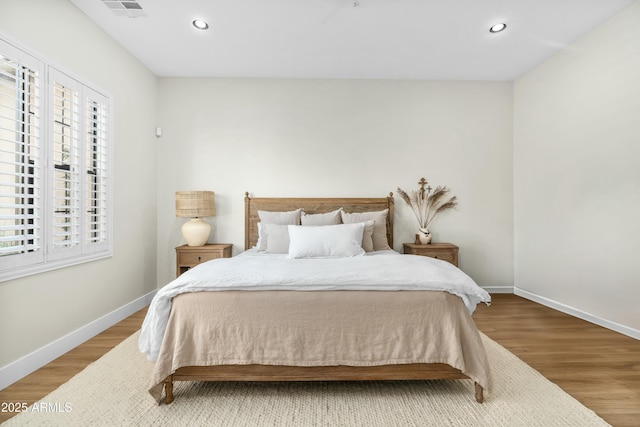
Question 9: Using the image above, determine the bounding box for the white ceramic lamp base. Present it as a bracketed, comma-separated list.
[182, 218, 212, 246]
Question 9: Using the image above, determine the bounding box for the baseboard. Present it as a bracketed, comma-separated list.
[0, 290, 157, 390]
[482, 286, 513, 294]
[514, 287, 640, 340]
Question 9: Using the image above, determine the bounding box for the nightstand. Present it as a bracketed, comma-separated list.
[175, 243, 232, 277]
[403, 243, 459, 267]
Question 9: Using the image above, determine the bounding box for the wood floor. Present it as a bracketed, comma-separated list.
[1, 294, 638, 426]
[474, 294, 640, 427]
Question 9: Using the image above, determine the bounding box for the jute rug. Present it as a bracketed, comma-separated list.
[4, 331, 609, 426]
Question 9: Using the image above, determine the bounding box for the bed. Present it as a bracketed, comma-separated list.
[139, 193, 492, 404]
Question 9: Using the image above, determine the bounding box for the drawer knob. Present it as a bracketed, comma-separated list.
[198, 256, 202, 262]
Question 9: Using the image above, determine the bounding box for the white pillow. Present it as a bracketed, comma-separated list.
[301, 208, 343, 226]
[341, 209, 390, 251]
[263, 224, 292, 254]
[256, 208, 302, 250]
[288, 223, 365, 259]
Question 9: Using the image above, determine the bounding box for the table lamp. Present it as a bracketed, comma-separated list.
[175, 191, 216, 246]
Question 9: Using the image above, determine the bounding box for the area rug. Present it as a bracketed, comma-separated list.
[3, 332, 609, 426]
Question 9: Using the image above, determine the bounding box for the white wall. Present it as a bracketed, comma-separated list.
[0, 0, 158, 368]
[514, 2, 640, 332]
[157, 78, 514, 289]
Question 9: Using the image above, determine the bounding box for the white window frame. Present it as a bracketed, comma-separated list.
[0, 34, 113, 282]
[0, 39, 43, 272]
[82, 87, 110, 256]
[48, 68, 82, 261]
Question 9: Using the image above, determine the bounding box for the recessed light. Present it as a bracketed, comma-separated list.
[192, 19, 209, 30]
[489, 23, 507, 33]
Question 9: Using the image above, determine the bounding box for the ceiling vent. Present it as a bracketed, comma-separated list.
[101, 0, 147, 18]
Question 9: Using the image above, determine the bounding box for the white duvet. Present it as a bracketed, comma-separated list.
[139, 250, 491, 361]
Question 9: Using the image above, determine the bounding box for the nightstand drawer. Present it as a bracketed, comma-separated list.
[180, 251, 222, 266]
[175, 244, 233, 277]
[403, 243, 459, 267]
[418, 250, 456, 264]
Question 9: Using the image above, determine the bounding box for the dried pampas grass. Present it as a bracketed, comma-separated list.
[397, 178, 457, 230]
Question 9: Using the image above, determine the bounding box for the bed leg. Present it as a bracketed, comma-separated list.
[474, 382, 484, 403]
[164, 375, 174, 404]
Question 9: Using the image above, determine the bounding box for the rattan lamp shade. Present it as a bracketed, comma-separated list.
[175, 191, 216, 246]
[175, 191, 216, 218]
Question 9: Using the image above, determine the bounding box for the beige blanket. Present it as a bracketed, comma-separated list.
[149, 290, 491, 401]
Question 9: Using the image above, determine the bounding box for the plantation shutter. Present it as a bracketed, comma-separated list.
[83, 89, 109, 252]
[0, 40, 43, 269]
[48, 68, 81, 259]
[1, 35, 113, 282]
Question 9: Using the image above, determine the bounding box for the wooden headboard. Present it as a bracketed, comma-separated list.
[244, 192, 394, 250]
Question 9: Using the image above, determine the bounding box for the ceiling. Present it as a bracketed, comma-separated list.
[69, 0, 636, 80]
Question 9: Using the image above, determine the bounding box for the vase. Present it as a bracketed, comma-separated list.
[417, 228, 432, 244]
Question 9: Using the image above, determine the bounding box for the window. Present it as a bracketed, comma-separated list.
[0, 40, 42, 270]
[84, 90, 109, 252]
[49, 71, 81, 259]
[0, 37, 112, 281]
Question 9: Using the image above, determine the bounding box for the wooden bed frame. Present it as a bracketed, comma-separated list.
[162, 193, 484, 404]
